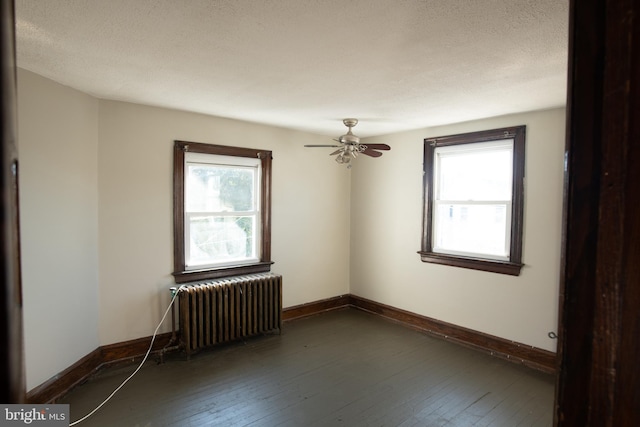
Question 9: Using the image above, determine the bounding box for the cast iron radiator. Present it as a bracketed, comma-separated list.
[177, 273, 282, 357]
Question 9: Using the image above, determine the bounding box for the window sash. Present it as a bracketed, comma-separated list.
[185, 213, 259, 268]
[185, 161, 259, 214]
[183, 154, 261, 269]
[431, 140, 514, 261]
[433, 139, 514, 202]
[432, 200, 512, 261]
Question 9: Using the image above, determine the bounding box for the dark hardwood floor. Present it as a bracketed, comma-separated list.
[61, 309, 554, 426]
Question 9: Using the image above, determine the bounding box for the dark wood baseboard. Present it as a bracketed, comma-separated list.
[26, 347, 103, 404]
[349, 295, 556, 374]
[286, 294, 555, 373]
[26, 332, 176, 404]
[282, 294, 351, 321]
[100, 332, 176, 365]
[28, 294, 555, 403]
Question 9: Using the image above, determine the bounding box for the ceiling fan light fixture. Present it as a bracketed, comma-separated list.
[305, 118, 390, 168]
[335, 153, 351, 164]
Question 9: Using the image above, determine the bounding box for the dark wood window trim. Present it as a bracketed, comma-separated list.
[173, 140, 273, 283]
[418, 126, 525, 275]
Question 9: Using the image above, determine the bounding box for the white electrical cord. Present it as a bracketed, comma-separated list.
[70, 285, 185, 426]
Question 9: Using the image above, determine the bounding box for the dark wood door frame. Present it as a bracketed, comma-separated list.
[1, 0, 25, 404]
[555, 0, 640, 425]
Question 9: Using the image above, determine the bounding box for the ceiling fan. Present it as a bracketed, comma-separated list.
[305, 118, 390, 167]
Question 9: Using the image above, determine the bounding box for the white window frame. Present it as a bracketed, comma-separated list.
[431, 140, 513, 261]
[184, 152, 262, 270]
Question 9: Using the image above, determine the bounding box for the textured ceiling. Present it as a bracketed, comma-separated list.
[15, 0, 569, 138]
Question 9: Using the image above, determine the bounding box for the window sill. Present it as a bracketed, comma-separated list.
[173, 261, 274, 283]
[418, 251, 523, 276]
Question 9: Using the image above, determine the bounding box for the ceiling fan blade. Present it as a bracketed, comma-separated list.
[364, 143, 390, 151]
[304, 144, 341, 147]
[361, 149, 383, 158]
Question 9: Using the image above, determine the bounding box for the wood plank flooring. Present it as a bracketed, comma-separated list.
[61, 308, 554, 426]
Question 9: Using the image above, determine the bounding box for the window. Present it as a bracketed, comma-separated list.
[419, 126, 525, 275]
[173, 141, 272, 283]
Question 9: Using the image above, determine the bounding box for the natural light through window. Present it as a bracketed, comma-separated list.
[433, 140, 513, 260]
[185, 154, 261, 268]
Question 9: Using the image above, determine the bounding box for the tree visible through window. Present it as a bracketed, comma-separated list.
[419, 126, 525, 275]
[186, 158, 258, 266]
[173, 141, 273, 283]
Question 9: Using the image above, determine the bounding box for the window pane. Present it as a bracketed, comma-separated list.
[186, 164, 255, 212]
[188, 215, 256, 266]
[437, 146, 512, 201]
[434, 203, 509, 258]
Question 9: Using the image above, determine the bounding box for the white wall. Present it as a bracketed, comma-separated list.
[17, 67, 563, 391]
[17, 69, 100, 390]
[97, 101, 351, 345]
[351, 108, 565, 352]
[18, 70, 351, 388]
